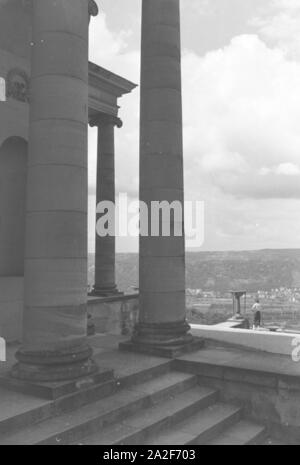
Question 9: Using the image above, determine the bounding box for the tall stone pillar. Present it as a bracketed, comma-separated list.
[12, 0, 99, 381]
[121, 0, 200, 356]
[90, 114, 122, 296]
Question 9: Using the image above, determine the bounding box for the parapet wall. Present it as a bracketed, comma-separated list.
[88, 294, 139, 336]
[0, 282, 139, 344]
[191, 322, 298, 356]
[175, 353, 300, 444]
[0, 277, 23, 343]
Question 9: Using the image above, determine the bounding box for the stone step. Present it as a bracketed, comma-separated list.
[0, 372, 200, 445]
[207, 420, 267, 445]
[0, 359, 171, 438]
[0, 387, 53, 436]
[144, 402, 242, 445]
[75, 385, 218, 445]
[0, 367, 114, 400]
[116, 359, 172, 390]
[0, 379, 116, 437]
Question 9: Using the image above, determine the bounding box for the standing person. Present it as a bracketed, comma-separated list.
[252, 297, 262, 329]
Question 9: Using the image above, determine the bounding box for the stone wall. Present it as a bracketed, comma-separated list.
[191, 323, 298, 356]
[0, 277, 23, 343]
[0, 0, 30, 146]
[189, 365, 300, 444]
[0, 288, 139, 344]
[88, 294, 139, 336]
[175, 352, 300, 444]
[0, 47, 29, 145]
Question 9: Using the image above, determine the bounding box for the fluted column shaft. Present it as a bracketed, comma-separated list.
[91, 114, 122, 296]
[135, 0, 191, 347]
[12, 0, 98, 381]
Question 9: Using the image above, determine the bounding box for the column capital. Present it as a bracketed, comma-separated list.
[89, 113, 123, 129]
[89, 0, 99, 17]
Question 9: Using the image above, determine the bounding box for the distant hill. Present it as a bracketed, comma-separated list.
[88, 249, 300, 293]
[185, 249, 300, 293]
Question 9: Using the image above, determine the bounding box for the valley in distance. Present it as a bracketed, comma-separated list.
[88, 249, 300, 331]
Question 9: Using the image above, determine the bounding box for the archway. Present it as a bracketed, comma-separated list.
[0, 136, 27, 276]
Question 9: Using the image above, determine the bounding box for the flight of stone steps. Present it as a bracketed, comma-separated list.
[0, 363, 271, 445]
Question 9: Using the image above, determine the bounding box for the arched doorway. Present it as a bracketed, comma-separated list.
[0, 136, 27, 276]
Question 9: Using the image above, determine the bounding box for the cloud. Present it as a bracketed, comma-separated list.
[88, 12, 140, 251]
[88, 11, 140, 198]
[181, 0, 215, 17]
[260, 163, 300, 176]
[251, 0, 300, 59]
[273, 0, 300, 9]
[89, 11, 139, 82]
[89, 12, 131, 65]
[180, 30, 300, 249]
[88, 4, 300, 251]
[181, 34, 300, 200]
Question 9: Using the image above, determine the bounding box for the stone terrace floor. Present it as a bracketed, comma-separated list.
[1, 331, 300, 381]
[0, 332, 299, 426]
[180, 340, 300, 378]
[0, 333, 167, 380]
[0, 334, 170, 426]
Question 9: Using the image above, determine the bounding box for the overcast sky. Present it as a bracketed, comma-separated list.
[88, 0, 300, 253]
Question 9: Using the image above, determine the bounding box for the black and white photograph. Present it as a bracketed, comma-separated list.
[0, 0, 299, 450]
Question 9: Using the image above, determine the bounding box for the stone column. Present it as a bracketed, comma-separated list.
[123, 0, 197, 355]
[90, 114, 122, 296]
[12, 0, 99, 381]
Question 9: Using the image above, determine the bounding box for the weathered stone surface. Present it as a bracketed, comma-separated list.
[0, 138, 27, 277]
[13, 0, 95, 381]
[175, 345, 300, 443]
[130, 0, 192, 350]
[0, 335, 292, 445]
[88, 295, 139, 336]
[92, 114, 121, 296]
[120, 337, 204, 359]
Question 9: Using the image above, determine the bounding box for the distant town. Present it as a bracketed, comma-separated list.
[88, 249, 300, 331]
[186, 286, 300, 303]
[186, 287, 300, 331]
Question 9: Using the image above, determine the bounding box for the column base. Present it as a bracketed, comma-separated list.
[90, 286, 124, 298]
[227, 315, 250, 329]
[119, 321, 205, 358]
[10, 344, 98, 383]
[228, 314, 245, 321]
